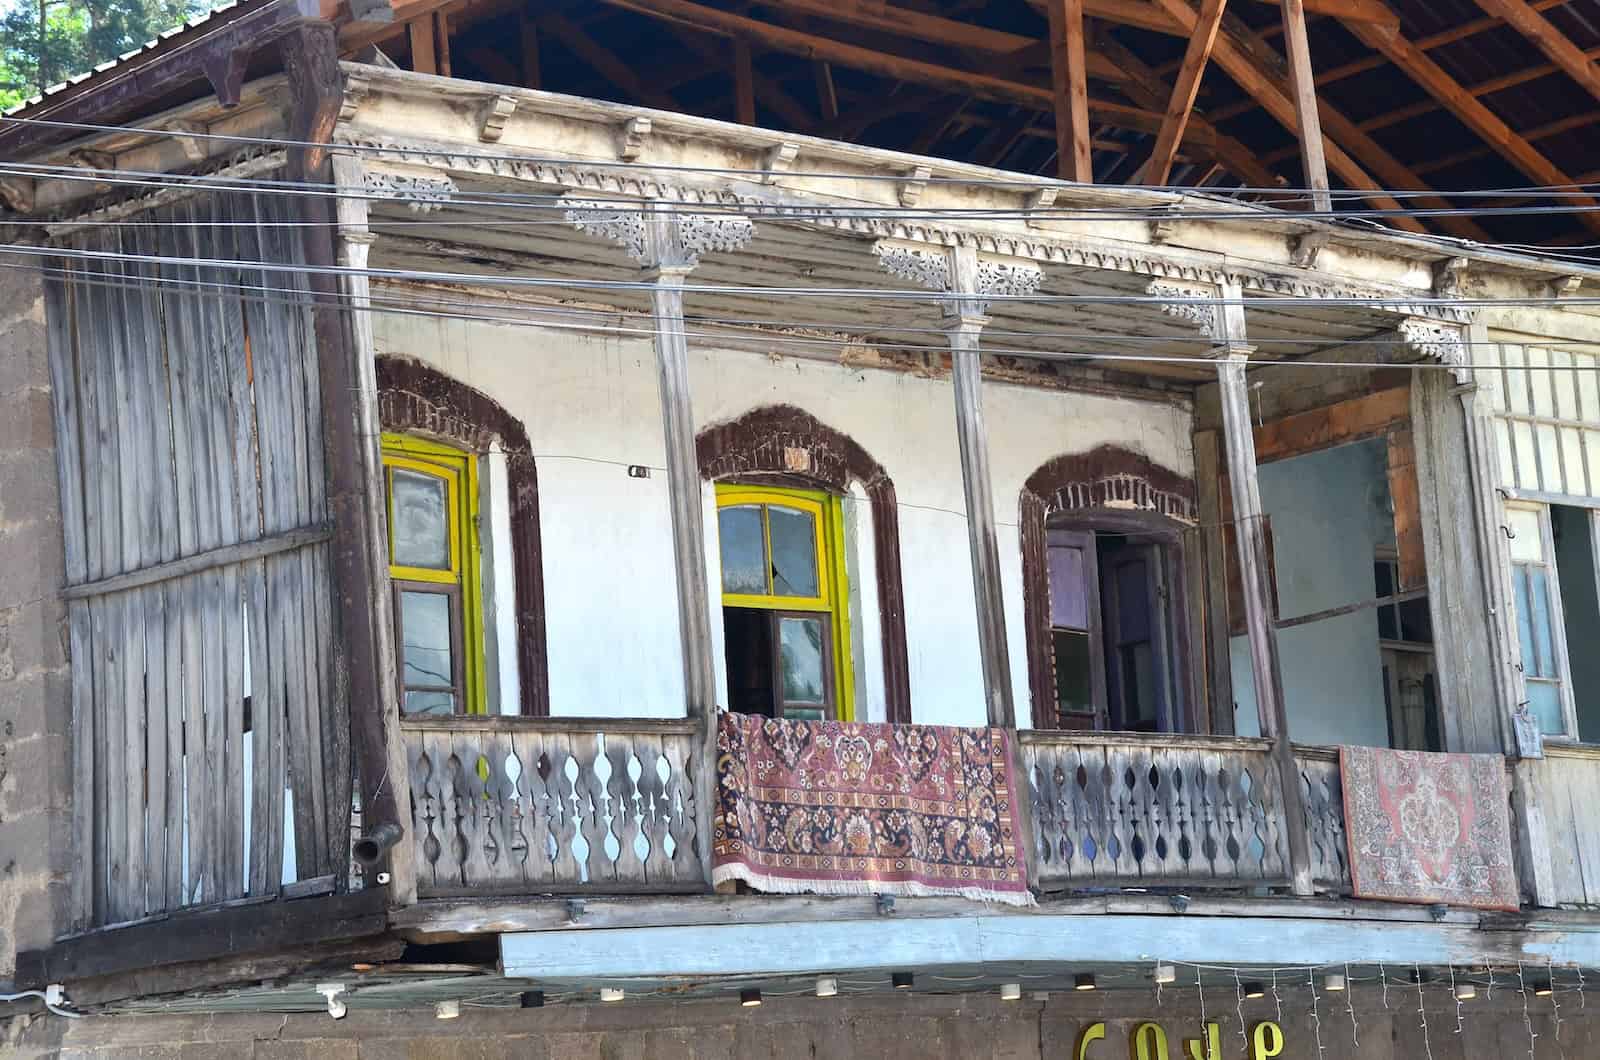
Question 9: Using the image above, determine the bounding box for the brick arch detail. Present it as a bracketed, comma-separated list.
[376, 356, 549, 717]
[697, 404, 912, 724]
[1019, 445, 1197, 729]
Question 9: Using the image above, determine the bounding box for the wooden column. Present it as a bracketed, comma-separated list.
[1210, 282, 1312, 895]
[282, 24, 414, 901]
[568, 201, 755, 883]
[1045, 0, 1093, 182]
[877, 243, 1041, 727]
[1278, 0, 1332, 213]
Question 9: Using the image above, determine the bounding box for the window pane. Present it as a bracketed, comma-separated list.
[719, 505, 766, 595]
[1378, 604, 1400, 641]
[1052, 629, 1094, 718]
[770, 505, 819, 597]
[1114, 559, 1152, 641]
[401, 590, 454, 690]
[778, 615, 827, 704]
[392, 467, 450, 570]
[1515, 566, 1540, 677]
[1507, 508, 1545, 564]
[405, 690, 455, 715]
[1374, 560, 1394, 599]
[1528, 680, 1566, 736]
[1398, 598, 1433, 643]
[1048, 545, 1089, 631]
[1122, 642, 1158, 727]
[1530, 566, 1557, 677]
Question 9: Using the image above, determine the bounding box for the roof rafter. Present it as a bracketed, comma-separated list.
[1468, 0, 1600, 107]
[1144, 0, 1228, 186]
[1341, 14, 1600, 236]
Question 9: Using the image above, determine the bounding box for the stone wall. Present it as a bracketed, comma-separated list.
[7, 988, 1600, 1059]
[0, 255, 70, 987]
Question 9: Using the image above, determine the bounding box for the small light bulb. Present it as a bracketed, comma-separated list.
[1153, 964, 1177, 985]
[600, 987, 625, 1003]
[815, 977, 838, 998]
[892, 972, 914, 990]
[1000, 983, 1022, 1001]
[435, 1000, 460, 1020]
[1074, 973, 1097, 992]
[1456, 984, 1478, 1000]
[1324, 974, 1347, 993]
[1243, 982, 1266, 1000]
[740, 988, 762, 1007]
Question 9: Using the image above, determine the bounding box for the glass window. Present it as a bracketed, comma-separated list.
[384, 435, 486, 715]
[716, 486, 850, 721]
[1506, 504, 1575, 737]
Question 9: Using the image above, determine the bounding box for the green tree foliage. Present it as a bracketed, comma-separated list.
[1, 1, 212, 111]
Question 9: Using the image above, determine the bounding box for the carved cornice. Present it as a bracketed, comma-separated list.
[363, 169, 456, 212]
[875, 243, 950, 292]
[333, 133, 1475, 325]
[565, 198, 755, 269]
[1146, 279, 1220, 341]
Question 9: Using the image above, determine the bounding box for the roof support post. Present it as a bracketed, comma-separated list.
[568, 200, 756, 886]
[1278, 0, 1332, 213]
[1045, 0, 1094, 182]
[876, 243, 1042, 728]
[281, 21, 414, 901]
[1153, 278, 1312, 896]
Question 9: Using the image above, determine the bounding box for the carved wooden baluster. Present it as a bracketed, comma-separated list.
[1028, 750, 1054, 876]
[545, 731, 581, 884]
[1082, 748, 1110, 880]
[452, 731, 492, 888]
[1255, 754, 1289, 883]
[1043, 753, 1068, 878]
[1151, 750, 1180, 879]
[1235, 761, 1265, 879]
[634, 736, 669, 884]
[672, 734, 703, 882]
[479, 729, 518, 888]
[1171, 754, 1196, 877]
[1216, 759, 1245, 880]
[409, 734, 443, 892]
[499, 731, 532, 890]
[606, 734, 645, 884]
[516, 730, 552, 886]
[1196, 750, 1224, 879]
[1110, 745, 1139, 879]
[573, 734, 611, 885]
[432, 735, 468, 889]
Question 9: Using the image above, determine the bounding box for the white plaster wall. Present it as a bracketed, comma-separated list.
[373, 310, 1192, 725]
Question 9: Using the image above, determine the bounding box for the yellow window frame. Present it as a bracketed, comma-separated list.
[382, 432, 488, 715]
[715, 483, 854, 721]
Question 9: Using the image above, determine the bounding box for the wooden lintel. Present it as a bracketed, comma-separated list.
[1045, 0, 1093, 182]
[1145, 0, 1228, 185]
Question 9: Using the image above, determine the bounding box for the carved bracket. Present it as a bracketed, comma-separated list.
[364, 169, 458, 212]
[1399, 317, 1472, 383]
[1024, 186, 1057, 229]
[1432, 256, 1469, 299]
[874, 241, 1042, 317]
[898, 165, 932, 208]
[0, 176, 35, 214]
[618, 116, 652, 162]
[762, 142, 800, 185]
[1550, 274, 1583, 301]
[566, 199, 755, 269]
[1290, 231, 1330, 270]
[168, 120, 208, 163]
[339, 69, 373, 123]
[1146, 279, 1220, 342]
[479, 94, 519, 143]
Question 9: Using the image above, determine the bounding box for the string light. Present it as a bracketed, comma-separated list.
[1518, 962, 1538, 1060]
[1578, 966, 1587, 1010]
[1344, 963, 1359, 1051]
[1270, 969, 1284, 1025]
[1234, 969, 1249, 1052]
[740, 988, 762, 1007]
[1196, 967, 1207, 1032]
[815, 978, 838, 998]
[1379, 962, 1391, 1010]
[1548, 960, 1565, 1060]
[1415, 962, 1434, 1060]
[1450, 966, 1466, 1034]
[1307, 968, 1326, 1059]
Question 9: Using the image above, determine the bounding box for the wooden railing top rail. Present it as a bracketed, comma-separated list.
[399, 715, 697, 736]
[1019, 729, 1274, 755]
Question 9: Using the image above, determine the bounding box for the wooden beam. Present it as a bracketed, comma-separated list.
[1343, 18, 1600, 236]
[519, 11, 542, 89]
[1094, 33, 1285, 190]
[599, 0, 1203, 147]
[733, 38, 756, 124]
[814, 61, 838, 120]
[1241, 0, 1398, 24]
[1145, 0, 1228, 185]
[668, 25, 817, 129]
[972, 107, 1038, 167]
[1278, 0, 1332, 212]
[1470, 0, 1600, 106]
[542, 13, 681, 112]
[1045, 0, 1093, 182]
[407, 14, 436, 75]
[764, 0, 1128, 85]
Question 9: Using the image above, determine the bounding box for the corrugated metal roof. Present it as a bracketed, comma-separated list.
[2, 1, 259, 118]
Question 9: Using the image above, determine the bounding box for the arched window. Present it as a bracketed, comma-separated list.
[698, 405, 911, 723]
[1021, 446, 1199, 732]
[377, 356, 549, 716]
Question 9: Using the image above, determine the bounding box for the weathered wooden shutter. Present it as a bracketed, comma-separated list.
[46, 187, 350, 930]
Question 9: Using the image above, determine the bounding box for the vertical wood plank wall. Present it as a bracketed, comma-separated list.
[46, 186, 350, 931]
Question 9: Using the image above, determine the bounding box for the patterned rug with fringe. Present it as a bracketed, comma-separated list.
[1341, 746, 1519, 911]
[712, 712, 1032, 906]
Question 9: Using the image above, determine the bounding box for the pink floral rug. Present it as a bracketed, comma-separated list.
[713, 713, 1032, 906]
[1340, 746, 1518, 911]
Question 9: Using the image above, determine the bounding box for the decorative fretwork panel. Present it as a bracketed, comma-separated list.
[1296, 750, 1353, 892]
[404, 719, 703, 895]
[1023, 734, 1291, 889]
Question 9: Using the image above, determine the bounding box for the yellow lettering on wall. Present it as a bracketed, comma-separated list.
[1183, 1022, 1222, 1060]
[1251, 1022, 1285, 1059]
[1075, 1022, 1107, 1060]
[1132, 1022, 1171, 1060]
